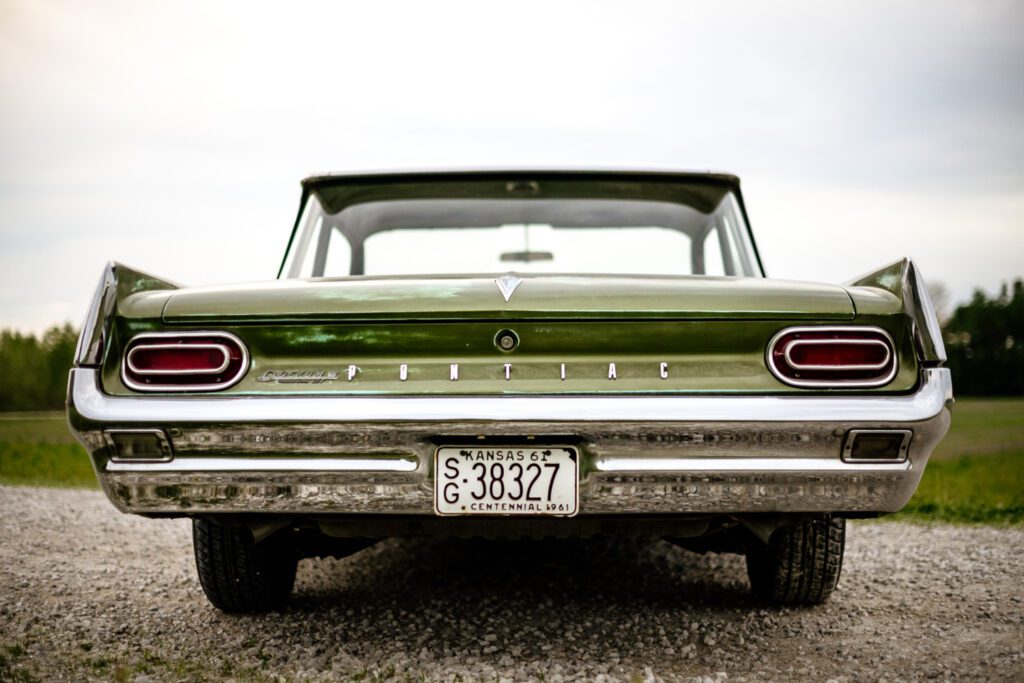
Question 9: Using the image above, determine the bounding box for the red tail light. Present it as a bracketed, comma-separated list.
[123, 332, 248, 392]
[767, 327, 897, 387]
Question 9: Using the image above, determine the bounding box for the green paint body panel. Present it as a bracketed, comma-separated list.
[102, 311, 920, 396]
[159, 274, 854, 323]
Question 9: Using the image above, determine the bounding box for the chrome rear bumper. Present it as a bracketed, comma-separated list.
[68, 367, 952, 516]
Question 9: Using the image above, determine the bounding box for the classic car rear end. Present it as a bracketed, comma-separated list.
[67, 170, 951, 611]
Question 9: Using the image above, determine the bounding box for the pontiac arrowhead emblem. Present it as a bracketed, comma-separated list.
[495, 274, 523, 302]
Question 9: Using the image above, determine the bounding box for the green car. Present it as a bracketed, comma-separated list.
[67, 170, 952, 612]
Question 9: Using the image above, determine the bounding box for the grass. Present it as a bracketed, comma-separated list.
[0, 399, 1021, 523]
[886, 397, 1023, 525]
[0, 642, 39, 683]
[0, 412, 97, 489]
[893, 452, 1023, 524]
[928, 397, 1024, 460]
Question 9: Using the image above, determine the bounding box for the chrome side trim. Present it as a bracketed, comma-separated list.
[75, 262, 117, 366]
[120, 331, 250, 393]
[73, 367, 951, 424]
[126, 343, 231, 376]
[905, 259, 947, 362]
[783, 339, 891, 372]
[845, 258, 947, 363]
[106, 456, 418, 473]
[595, 456, 910, 473]
[766, 326, 898, 388]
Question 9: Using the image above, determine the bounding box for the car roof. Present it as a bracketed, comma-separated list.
[300, 168, 741, 193]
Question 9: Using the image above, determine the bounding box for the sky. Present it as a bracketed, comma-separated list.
[1, 0, 1022, 333]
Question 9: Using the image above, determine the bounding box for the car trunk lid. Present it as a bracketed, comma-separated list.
[161, 274, 854, 322]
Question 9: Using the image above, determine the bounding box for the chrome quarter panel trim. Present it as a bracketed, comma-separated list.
[75, 262, 117, 366]
[74, 367, 950, 424]
[904, 259, 947, 362]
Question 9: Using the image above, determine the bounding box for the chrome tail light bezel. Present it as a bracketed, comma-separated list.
[121, 331, 249, 392]
[767, 326, 898, 388]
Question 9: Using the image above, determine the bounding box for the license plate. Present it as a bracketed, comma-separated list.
[434, 445, 579, 516]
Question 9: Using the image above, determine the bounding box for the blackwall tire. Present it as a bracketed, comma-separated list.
[192, 518, 297, 613]
[745, 515, 845, 606]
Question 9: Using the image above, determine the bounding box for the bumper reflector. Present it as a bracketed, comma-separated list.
[842, 429, 911, 463]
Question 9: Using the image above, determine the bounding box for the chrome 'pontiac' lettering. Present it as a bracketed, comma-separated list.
[255, 369, 339, 384]
[256, 362, 682, 383]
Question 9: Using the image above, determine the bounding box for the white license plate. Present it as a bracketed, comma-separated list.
[434, 445, 579, 516]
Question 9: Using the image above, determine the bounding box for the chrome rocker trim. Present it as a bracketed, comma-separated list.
[68, 367, 952, 516]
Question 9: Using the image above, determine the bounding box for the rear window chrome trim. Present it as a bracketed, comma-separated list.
[121, 331, 249, 393]
[767, 326, 898, 388]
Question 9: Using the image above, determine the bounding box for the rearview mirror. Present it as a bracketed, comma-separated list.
[500, 251, 554, 263]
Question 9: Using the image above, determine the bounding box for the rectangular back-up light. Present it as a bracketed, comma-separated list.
[104, 429, 173, 462]
[842, 429, 911, 463]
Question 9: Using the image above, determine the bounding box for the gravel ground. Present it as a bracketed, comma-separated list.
[1, 486, 1022, 682]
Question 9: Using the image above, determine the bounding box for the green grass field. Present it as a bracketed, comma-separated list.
[0, 412, 96, 488]
[1, 399, 1021, 523]
[892, 398, 1023, 524]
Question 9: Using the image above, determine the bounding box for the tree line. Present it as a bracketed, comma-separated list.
[0, 324, 78, 411]
[943, 279, 1024, 396]
[0, 282, 1020, 411]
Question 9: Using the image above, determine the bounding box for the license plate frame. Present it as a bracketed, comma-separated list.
[434, 445, 579, 517]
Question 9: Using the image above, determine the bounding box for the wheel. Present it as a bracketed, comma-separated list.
[192, 518, 298, 613]
[745, 515, 845, 606]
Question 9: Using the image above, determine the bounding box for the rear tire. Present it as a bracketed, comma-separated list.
[745, 515, 845, 606]
[193, 518, 298, 613]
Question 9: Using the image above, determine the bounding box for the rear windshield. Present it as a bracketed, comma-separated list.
[281, 178, 761, 278]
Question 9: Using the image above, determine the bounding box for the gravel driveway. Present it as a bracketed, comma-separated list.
[1, 486, 1021, 682]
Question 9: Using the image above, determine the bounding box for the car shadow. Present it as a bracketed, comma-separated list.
[289, 536, 753, 613]
[192, 537, 764, 672]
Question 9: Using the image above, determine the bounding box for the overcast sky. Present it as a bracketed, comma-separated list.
[1, 0, 1022, 333]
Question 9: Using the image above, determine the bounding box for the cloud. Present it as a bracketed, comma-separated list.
[0, 0, 1021, 332]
